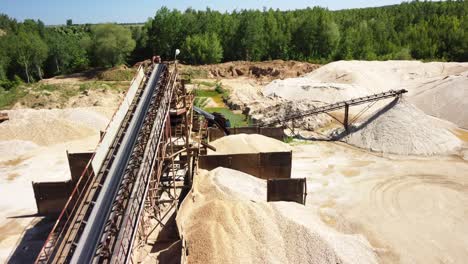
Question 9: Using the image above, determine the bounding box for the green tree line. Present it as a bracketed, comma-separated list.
[1, 0, 467, 89]
[0, 17, 135, 88]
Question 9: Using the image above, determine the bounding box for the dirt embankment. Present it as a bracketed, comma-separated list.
[181, 60, 320, 81]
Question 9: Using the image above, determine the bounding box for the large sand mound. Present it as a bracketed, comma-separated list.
[176, 168, 378, 264]
[264, 60, 466, 101]
[209, 134, 291, 154]
[410, 71, 468, 129]
[338, 100, 462, 156]
[263, 60, 468, 128]
[0, 108, 110, 146]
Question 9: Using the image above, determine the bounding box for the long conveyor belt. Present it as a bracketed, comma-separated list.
[36, 63, 178, 263]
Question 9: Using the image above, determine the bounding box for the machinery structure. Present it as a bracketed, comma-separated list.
[263, 89, 408, 132]
[35, 62, 197, 264]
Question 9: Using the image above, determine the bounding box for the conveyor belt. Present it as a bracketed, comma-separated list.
[263, 89, 407, 126]
[35, 64, 177, 264]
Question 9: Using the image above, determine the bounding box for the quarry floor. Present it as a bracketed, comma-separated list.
[292, 141, 468, 263]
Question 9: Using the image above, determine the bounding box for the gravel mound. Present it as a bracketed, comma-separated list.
[209, 134, 291, 154]
[176, 168, 378, 264]
[338, 101, 462, 156]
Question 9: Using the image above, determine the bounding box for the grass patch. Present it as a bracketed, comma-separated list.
[283, 136, 294, 144]
[0, 86, 27, 109]
[97, 67, 136, 81]
[194, 97, 210, 108]
[36, 83, 60, 92]
[79, 81, 126, 92]
[181, 67, 208, 82]
[192, 80, 216, 87]
[194, 89, 218, 97]
[205, 107, 250, 127]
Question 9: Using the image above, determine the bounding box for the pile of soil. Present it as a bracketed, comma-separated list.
[183, 60, 320, 81]
[176, 168, 378, 264]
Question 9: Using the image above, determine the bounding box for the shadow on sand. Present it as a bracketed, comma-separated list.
[296, 97, 400, 142]
[7, 215, 55, 264]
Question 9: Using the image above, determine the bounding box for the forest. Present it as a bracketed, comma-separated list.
[0, 0, 466, 88]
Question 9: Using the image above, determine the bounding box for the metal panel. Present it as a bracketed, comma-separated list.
[199, 151, 291, 180]
[66, 152, 94, 183]
[267, 178, 307, 205]
[32, 181, 75, 216]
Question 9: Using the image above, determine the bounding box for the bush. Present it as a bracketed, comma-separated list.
[0, 75, 22, 91]
[393, 47, 413, 60]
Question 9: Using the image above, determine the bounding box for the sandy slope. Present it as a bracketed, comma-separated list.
[0, 107, 112, 262]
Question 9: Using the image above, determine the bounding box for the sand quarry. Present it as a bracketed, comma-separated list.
[1, 60, 468, 263]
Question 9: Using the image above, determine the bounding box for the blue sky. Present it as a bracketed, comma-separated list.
[1, 0, 408, 25]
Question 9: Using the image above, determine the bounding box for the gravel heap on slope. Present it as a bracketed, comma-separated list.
[209, 134, 291, 154]
[337, 100, 462, 156]
[176, 168, 378, 264]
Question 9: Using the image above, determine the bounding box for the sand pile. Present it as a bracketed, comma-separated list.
[264, 61, 468, 102]
[177, 168, 378, 264]
[0, 107, 110, 146]
[337, 100, 462, 156]
[250, 99, 332, 130]
[410, 71, 468, 129]
[209, 134, 291, 154]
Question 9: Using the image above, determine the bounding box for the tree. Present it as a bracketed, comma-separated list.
[30, 33, 48, 79]
[182, 33, 223, 64]
[91, 24, 136, 67]
[147, 7, 184, 59]
[66, 19, 73, 26]
[238, 11, 266, 61]
[46, 30, 89, 74]
[11, 31, 34, 83]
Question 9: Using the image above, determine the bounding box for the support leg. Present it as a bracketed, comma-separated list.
[344, 103, 349, 133]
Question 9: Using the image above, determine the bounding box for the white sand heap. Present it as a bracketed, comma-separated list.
[263, 60, 468, 128]
[338, 100, 462, 156]
[209, 134, 291, 154]
[0, 107, 110, 146]
[176, 168, 378, 264]
[410, 71, 468, 129]
[264, 60, 468, 102]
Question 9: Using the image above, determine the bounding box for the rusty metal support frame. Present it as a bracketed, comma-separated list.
[265, 89, 408, 127]
[35, 66, 153, 264]
[35, 63, 195, 264]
